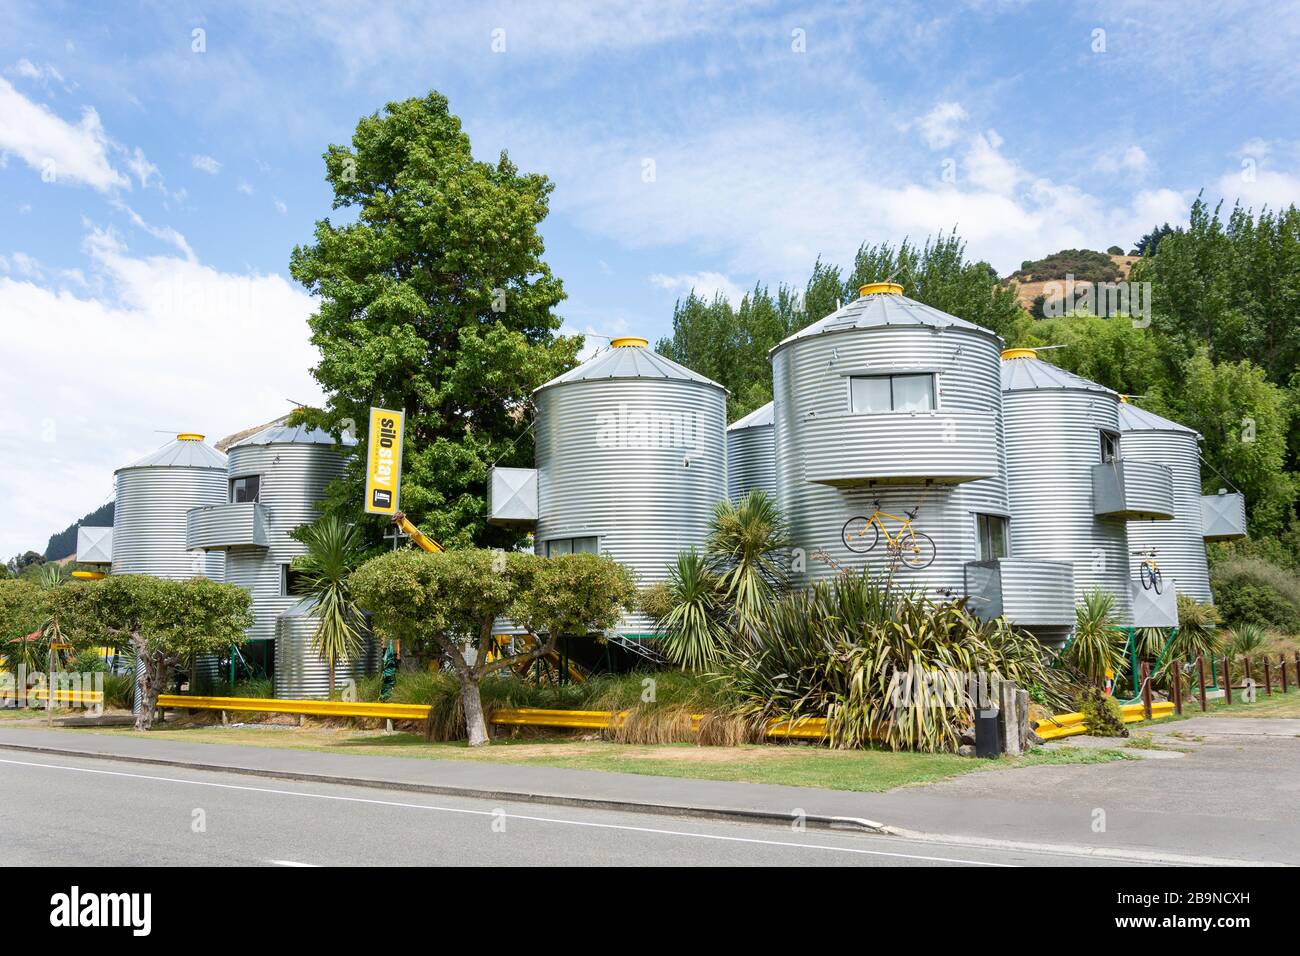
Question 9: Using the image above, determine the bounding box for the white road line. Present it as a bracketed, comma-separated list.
[267, 860, 320, 867]
[0, 755, 1014, 866]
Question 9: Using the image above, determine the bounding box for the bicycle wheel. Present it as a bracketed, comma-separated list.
[1140, 563, 1155, 591]
[841, 516, 879, 554]
[896, 530, 936, 570]
[1152, 568, 1164, 595]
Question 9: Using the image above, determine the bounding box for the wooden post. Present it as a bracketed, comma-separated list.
[1223, 656, 1232, 705]
[1197, 656, 1208, 712]
[1282, 655, 1290, 695]
[1244, 656, 1253, 686]
[1172, 661, 1183, 715]
[1263, 657, 1273, 696]
[1140, 661, 1153, 720]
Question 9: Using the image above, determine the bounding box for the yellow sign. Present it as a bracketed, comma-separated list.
[364, 407, 405, 515]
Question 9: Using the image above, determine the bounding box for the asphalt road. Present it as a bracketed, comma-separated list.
[0, 752, 1124, 867]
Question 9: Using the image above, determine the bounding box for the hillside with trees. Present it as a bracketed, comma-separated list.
[43, 501, 114, 561]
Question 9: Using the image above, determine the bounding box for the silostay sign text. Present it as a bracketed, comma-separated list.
[364, 407, 405, 515]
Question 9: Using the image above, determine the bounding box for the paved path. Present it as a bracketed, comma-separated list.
[1, 718, 1295, 866]
[0, 750, 1113, 867]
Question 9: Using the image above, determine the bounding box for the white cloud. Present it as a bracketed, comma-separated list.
[501, 111, 1190, 278]
[1094, 145, 1151, 176]
[236, 178, 254, 195]
[191, 153, 221, 175]
[913, 102, 968, 150]
[1215, 166, 1300, 212]
[109, 199, 196, 260]
[649, 271, 744, 305]
[10, 59, 65, 86]
[0, 77, 128, 191]
[273, 197, 287, 214]
[0, 227, 321, 557]
[125, 146, 160, 189]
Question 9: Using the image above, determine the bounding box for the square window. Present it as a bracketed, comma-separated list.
[892, 374, 935, 411]
[850, 376, 892, 413]
[546, 539, 573, 557]
[1099, 430, 1121, 463]
[572, 536, 599, 555]
[231, 475, 260, 503]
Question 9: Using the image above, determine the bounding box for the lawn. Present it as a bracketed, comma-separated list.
[61, 719, 1128, 793]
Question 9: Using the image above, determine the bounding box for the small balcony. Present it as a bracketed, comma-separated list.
[964, 558, 1076, 628]
[1200, 491, 1247, 541]
[1092, 460, 1175, 521]
[487, 467, 538, 528]
[187, 502, 268, 551]
[803, 410, 999, 487]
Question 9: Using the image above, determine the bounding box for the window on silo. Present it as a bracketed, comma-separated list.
[282, 565, 311, 597]
[976, 514, 1008, 561]
[545, 536, 599, 557]
[231, 474, 260, 503]
[1099, 430, 1121, 463]
[850, 374, 935, 413]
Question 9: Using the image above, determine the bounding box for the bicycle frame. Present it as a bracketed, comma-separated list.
[862, 508, 916, 549]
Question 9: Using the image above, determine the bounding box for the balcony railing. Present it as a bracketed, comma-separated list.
[803, 410, 999, 487]
[186, 502, 268, 551]
[964, 558, 1076, 628]
[1092, 460, 1174, 521]
[1200, 491, 1247, 541]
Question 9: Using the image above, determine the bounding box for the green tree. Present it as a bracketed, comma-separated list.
[51, 575, 252, 730]
[0, 579, 43, 674]
[351, 549, 634, 746]
[291, 516, 366, 696]
[849, 232, 1025, 341]
[289, 92, 581, 550]
[1014, 313, 1170, 401]
[1176, 353, 1295, 535]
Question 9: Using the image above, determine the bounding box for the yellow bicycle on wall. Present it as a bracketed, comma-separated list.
[841, 500, 937, 570]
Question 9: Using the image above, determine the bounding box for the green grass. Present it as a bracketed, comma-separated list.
[1136, 684, 1300, 724]
[63, 721, 1127, 793]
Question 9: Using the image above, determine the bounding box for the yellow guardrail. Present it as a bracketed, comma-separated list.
[1034, 701, 1175, 741]
[157, 695, 433, 721]
[6, 689, 105, 705]
[155, 696, 829, 739]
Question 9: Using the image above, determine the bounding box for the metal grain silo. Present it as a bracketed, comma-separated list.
[274, 599, 381, 700]
[532, 336, 728, 636]
[771, 284, 1010, 598]
[1119, 401, 1213, 602]
[112, 433, 226, 580]
[186, 422, 358, 697]
[1001, 351, 1174, 627]
[726, 402, 776, 502]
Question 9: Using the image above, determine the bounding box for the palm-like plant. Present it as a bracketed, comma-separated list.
[1172, 593, 1222, 664]
[292, 516, 365, 697]
[656, 550, 729, 671]
[706, 491, 789, 642]
[1067, 589, 1125, 687]
[1226, 622, 1267, 658]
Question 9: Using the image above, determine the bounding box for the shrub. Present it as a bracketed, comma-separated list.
[1211, 556, 1300, 631]
[1066, 590, 1125, 686]
[1172, 594, 1223, 664]
[1074, 686, 1128, 738]
[1226, 622, 1268, 658]
[717, 571, 1069, 752]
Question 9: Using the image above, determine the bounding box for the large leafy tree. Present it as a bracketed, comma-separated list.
[51, 575, 252, 730]
[290, 92, 581, 549]
[351, 549, 635, 746]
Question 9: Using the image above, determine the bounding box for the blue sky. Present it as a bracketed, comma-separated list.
[2, 0, 1299, 556]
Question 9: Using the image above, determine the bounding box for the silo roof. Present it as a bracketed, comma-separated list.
[117, 435, 228, 472]
[230, 421, 358, 448]
[1118, 401, 1200, 438]
[1000, 354, 1117, 396]
[728, 401, 774, 431]
[534, 342, 726, 394]
[772, 289, 1000, 356]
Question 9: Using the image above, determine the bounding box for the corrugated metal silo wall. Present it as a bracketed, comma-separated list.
[223, 442, 349, 647]
[534, 377, 727, 634]
[772, 326, 1008, 595]
[1003, 390, 1133, 623]
[1121, 429, 1212, 602]
[274, 612, 381, 699]
[726, 425, 776, 502]
[112, 467, 225, 580]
